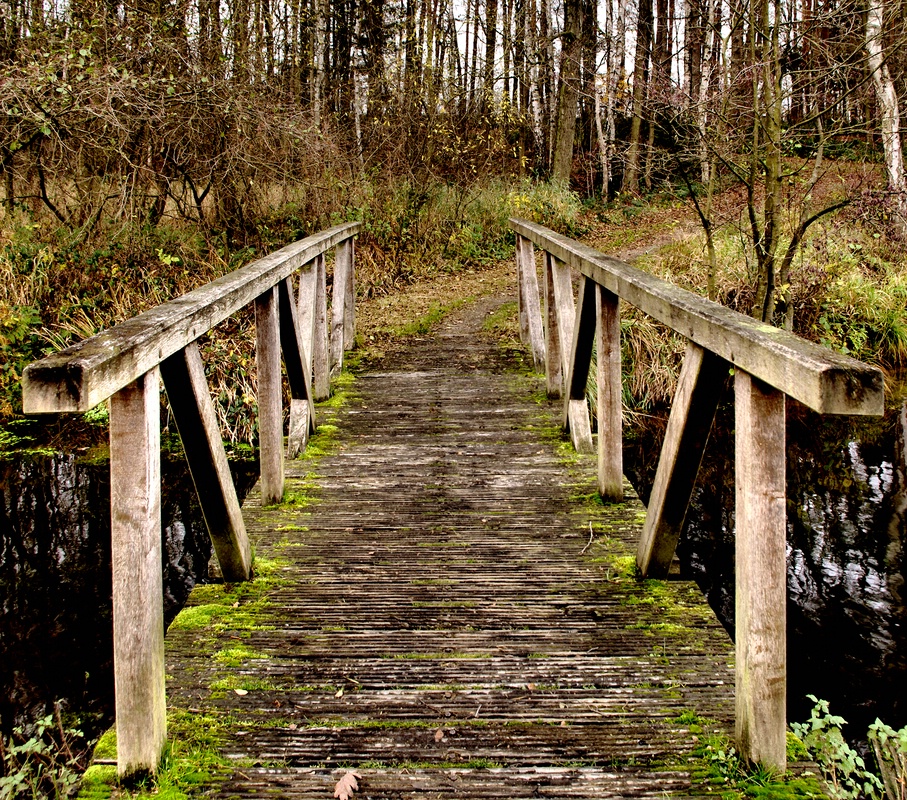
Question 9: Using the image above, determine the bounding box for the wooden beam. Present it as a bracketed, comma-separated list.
[636, 343, 728, 577]
[255, 287, 284, 505]
[23, 223, 360, 414]
[516, 235, 546, 370]
[510, 218, 883, 416]
[549, 254, 594, 454]
[160, 342, 252, 582]
[735, 369, 787, 772]
[110, 369, 166, 776]
[516, 235, 530, 345]
[543, 253, 562, 400]
[278, 276, 316, 432]
[564, 274, 598, 412]
[343, 238, 356, 351]
[596, 286, 623, 502]
[312, 254, 331, 402]
[331, 239, 352, 375]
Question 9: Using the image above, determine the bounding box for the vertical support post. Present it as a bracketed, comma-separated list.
[735, 369, 787, 772]
[312, 253, 331, 401]
[516, 235, 530, 345]
[549, 253, 593, 453]
[256, 286, 284, 505]
[331, 239, 351, 375]
[298, 260, 317, 369]
[637, 343, 727, 577]
[160, 343, 252, 581]
[596, 285, 623, 502]
[110, 369, 166, 776]
[515, 235, 545, 370]
[544, 252, 562, 399]
[343, 237, 356, 351]
[279, 275, 317, 451]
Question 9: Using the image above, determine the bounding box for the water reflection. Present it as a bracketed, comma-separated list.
[624, 395, 907, 739]
[0, 430, 257, 735]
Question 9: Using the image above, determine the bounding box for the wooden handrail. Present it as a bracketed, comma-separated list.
[512, 218, 883, 416]
[511, 217, 884, 773]
[20, 222, 359, 778]
[23, 223, 360, 413]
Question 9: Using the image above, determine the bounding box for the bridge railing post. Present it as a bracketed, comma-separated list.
[515, 234, 545, 370]
[331, 238, 353, 375]
[595, 285, 623, 502]
[110, 368, 166, 777]
[256, 285, 284, 505]
[735, 369, 787, 772]
[312, 254, 331, 401]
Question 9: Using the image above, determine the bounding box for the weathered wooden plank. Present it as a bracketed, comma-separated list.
[256, 287, 284, 505]
[331, 240, 352, 375]
[160, 343, 252, 581]
[735, 369, 787, 771]
[278, 277, 317, 434]
[636, 344, 728, 577]
[286, 398, 311, 459]
[292, 261, 318, 452]
[110, 369, 166, 776]
[297, 261, 317, 367]
[312, 254, 331, 402]
[510, 218, 883, 416]
[596, 286, 622, 502]
[516, 235, 530, 345]
[22, 223, 360, 414]
[516, 235, 546, 370]
[343, 238, 356, 351]
[549, 255, 593, 454]
[543, 253, 562, 399]
[564, 275, 598, 417]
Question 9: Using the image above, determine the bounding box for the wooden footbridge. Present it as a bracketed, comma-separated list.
[22, 221, 883, 797]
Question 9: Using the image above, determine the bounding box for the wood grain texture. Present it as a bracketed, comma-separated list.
[510, 218, 882, 416]
[516, 235, 546, 370]
[278, 277, 316, 433]
[636, 344, 727, 577]
[256, 287, 284, 505]
[549, 255, 593, 453]
[735, 370, 787, 771]
[110, 370, 166, 776]
[160, 343, 252, 581]
[312, 254, 331, 402]
[543, 253, 562, 400]
[596, 287, 622, 503]
[23, 223, 360, 413]
[331, 240, 352, 375]
[343, 238, 356, 351]
[162, 297, 737, 798]
[516, 235, 530, 345]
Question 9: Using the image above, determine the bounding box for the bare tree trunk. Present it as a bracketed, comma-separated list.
[551, 0, 581, 182]
[483, 0, 498, 109]
[625, 0, 653, 193]
[866, 0, 907, 238]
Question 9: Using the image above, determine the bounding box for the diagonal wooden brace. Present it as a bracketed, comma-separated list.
[636, 342, 729, 577]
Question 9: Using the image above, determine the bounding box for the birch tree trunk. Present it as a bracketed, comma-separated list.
[866, 0, 907, 238]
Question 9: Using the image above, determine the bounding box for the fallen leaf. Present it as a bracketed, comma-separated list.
[333, 770, 360, 800]
[526, 683, 536, 691]
[335, 687, 344, 698]
[234, 688, 248, 696]
[434, 728, 445, 742]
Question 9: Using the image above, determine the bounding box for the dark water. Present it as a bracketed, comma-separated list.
[0, 422, 258, 736]
[623, 393, 907, 740]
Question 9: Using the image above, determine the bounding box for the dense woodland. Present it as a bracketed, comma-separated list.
[0, 0, 906, 421]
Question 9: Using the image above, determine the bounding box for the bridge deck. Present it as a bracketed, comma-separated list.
[164, 295, 735, 798]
